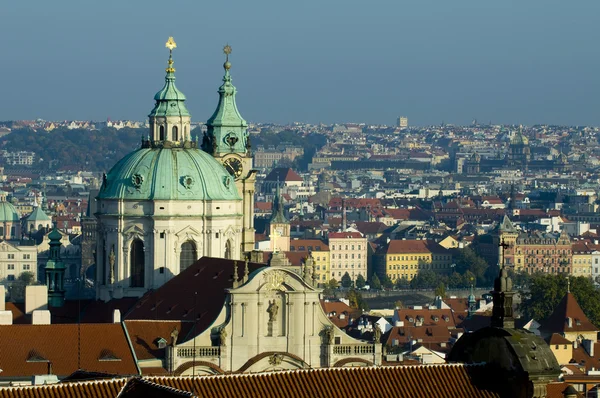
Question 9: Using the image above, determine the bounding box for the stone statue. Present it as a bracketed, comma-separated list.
[373, 324, 381, 343]
[267, 300, 279, 322]
[170, 327, 179, 346]
[323, 325, 335, 345]
[219, 327, 227, 346]
[108, 245, 116, 284]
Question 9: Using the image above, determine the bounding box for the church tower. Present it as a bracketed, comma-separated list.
[203, 45, 256, 255]
[269, 185, 290, 253]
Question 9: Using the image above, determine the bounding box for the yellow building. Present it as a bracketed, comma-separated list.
[382, 240, 452, 281]
[571, 242, 592, 277]
[290, 239, 330, 284]
[547, 334, 573, 365]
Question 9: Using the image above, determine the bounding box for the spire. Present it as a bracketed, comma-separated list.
[491, 239, 515, 328]
[204, 44, 249, 155]
[467, 283, 476, 318]
[271, 183, 288, 224]
[148, 37, 191, 144]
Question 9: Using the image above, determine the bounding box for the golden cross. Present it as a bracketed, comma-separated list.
[166, 37, 177, 51]
[223, 44, 232, 62]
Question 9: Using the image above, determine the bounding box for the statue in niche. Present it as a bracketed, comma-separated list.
[170, 327, 179, 346]
[267, 299, 279, 322]
[108, 245, 116, 284]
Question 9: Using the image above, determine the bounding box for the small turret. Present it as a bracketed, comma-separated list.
[44, 227, 66, 307]
[467, 284, 477, 318]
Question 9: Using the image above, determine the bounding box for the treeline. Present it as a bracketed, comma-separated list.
[0, 127, 143, 171]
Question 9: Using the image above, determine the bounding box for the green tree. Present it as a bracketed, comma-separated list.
[462, 271, 476, 289]
[381, 274, 394, 290]
[410, 270, 440, 289]
[447, 272, 463, 289]
[520, 275, 600, 326]
[341, 272, 353, 288]
[323, 278, 338, 296]
[454, 247, 490, 286]
[395, 276, 410, 289]
[346, 289, 369, 311]
[394, 300, 404, 309]
[370, 274, 381, 290]
[355, 274, 366, 289]
[434, 282, 446, 298]
[9, 271, 36, 302]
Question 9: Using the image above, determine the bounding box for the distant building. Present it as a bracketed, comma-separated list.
[378, 240, 453, 282]
[396, 116, 408, 128]
[328, 232, 367, 282]
[0, 240, 38, 283]
[1, 150, 35, 166]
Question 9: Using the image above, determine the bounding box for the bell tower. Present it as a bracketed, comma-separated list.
[203, 44, 256, 254]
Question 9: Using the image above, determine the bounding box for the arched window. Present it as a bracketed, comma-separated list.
[224, 240, 232, 260]
[159, 125, 165, 141]
[10, 226, 15, 238]
[172, 126, 178, 141]
[130, 239, 145, 288]
[180, 240, 197, 273]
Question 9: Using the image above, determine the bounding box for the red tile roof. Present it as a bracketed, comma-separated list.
[0, 365, 502, 397]
[540, 293, 598, 334]
[320, 300, 360, 328]
[289, 239, 329, 251]
[125, 257, 264, 341]
[0, 323, 138, 378]
[328, 232, 363, 239]
[264, 168, 303, 182]
[387, 240, 448, 255]
[124, 320, 192, 361]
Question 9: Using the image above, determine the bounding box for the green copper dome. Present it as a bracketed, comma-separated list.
[98, 146, 241, 201]
[149, 53, 190, 118]
[0, 201, 20, 222]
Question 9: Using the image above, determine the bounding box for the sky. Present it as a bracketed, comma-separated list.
[1, 0, 599, 126]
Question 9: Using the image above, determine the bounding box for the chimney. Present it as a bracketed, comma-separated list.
[25, 285, 48, 315]
[113, 309, 121, 323]
[583, 339, 594, 357]
[32, 310, 51, 325]
[0, 285, 5, 311]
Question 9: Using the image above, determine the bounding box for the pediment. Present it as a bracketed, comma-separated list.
[122, 225, 145, 239]
[175, 225, 202, 238]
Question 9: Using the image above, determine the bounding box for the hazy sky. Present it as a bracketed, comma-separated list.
[2, 0, 599, 126]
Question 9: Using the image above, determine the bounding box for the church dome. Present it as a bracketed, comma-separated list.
[98, 146, 240, 201]
[0, 200, 20, 222]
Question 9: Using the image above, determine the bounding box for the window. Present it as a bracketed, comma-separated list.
[159, 125, 165, 140]
[23, 254, 30, 260]
[7, 264, 14, 270]
[7, 275, 14, 281]
[180, 240, 198, 273]
[224, 239, 232, 260]
[23, 264, 30, 270]
[160, 232, 165, 239]
[7, 254, 14, 259]
[130, 239, 145, 288]
[172, 126, 178, 141]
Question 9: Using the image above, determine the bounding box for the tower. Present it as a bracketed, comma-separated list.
[203, 45, 256, 255]
[508, 125, 530, 170]
[269, 184, 290, 253]
[467, 284, 476, 319]
[95, 38, 244, 301]
[45, 227, 66, 307]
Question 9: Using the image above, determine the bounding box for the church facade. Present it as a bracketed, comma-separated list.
[95, 39, 255, 301]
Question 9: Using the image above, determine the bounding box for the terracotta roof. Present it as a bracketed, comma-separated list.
[289, 239, 329, 252]
[254, 202, 272, 212]
[546, 383, 583, 398]
[328, 232, 363, 239]
[125, 257, 264, 341]
[147, 365, 500, 397]
[321, 300, 361, 328]
[385, 325, 455, 346]
[540, 293, 598, 334]
[354, 221, 389, 235]
[264, 168, 303, 182]
[547, 333, 572, 345]
[0, 365, 502, 397]
[0, 324, 138, 378]
[387, 240, 449, 255]
[124, 320, 192, 361]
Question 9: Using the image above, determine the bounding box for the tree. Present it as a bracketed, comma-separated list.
[454, 247, 490, 286]
[381, 274, 394, 290]
[355, 274, 366, 289]
[346, 289, 369, 311]
[447, 272, 463, 289]
[434, 282, 446, 298]
[519, 275, 600, 326]
[370, 274, 381, 290]
[341, 272, 353, 288]
[394, 300, 404, 309]
[395, 276, 410, 289]
[410, 270, 440, 289]
[9, 271, 36, 302]
[323, 278, 338, 297]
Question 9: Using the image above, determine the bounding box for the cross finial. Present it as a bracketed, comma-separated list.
[223, 44, 232, 60]
[165, 37, 177, 73]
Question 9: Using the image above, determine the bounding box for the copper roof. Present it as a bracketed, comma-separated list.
[0, 323, 138, 378]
